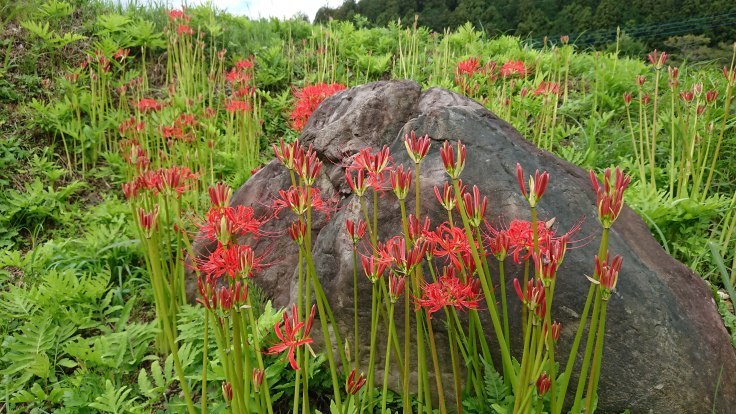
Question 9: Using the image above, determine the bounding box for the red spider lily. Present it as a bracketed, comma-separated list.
[533, 81, 560, 97]
[514, 278, 546, 319]
[272, 186, 333, 218]
[426, 223, 472, 270]
[208, 183, 232, 209]
[348, 146, 393, 191]
[668, 66, 679, 89]
[434, 182, 457, 211]
[137, 206, 159, 238]
[487, 229, 510, 261]
[167, 9, 189, 21]
[133, 98, 163, 113]
[288, 220, 307, 245]
[345, 169, 369, 197]
[273, 138, 301, 171]
[293, 144, 322, 185]
[252, 368, 264, 393]
[462, 185, 487, 227]
[200, 205, 265, 245]
[225, 99, 251, 113]
[157, 166, 197, 197]
[290, 83, 346, 132]
[492, 219, 551, 264]
[404, 131, 431, 164]
[549, 320, 561, 342]
[198, 244, 263, 279]
[537, 372, 551, 396]
[407, 214, 431, 245]
[361, 253, 388, 283]
[268, 304, 316, 370]
[592, 254, 623, 298]
[380, 236, 426, 275]
[636, 75, 646, 86]
[388, 274, 406, 302]
[416, 267, 482, 317]
[679, 90, 694, 103]
[213, 282, 248, 310]
[122, 181, 139, 200]
[724, 66, 736, 85]
[706, 90, 718, 104]
[225, 68, 252, 85]
[346, 369, 367, 395]
[346, 219, 367, 244]
[560, 35, 569, 45]
[623, 92, 633, 106]
[456, 57, 480, 77]
[516, 163, 549, 208]
[500, 60, 527, 78]
[196, 275, 216, 310]
[222, 382, 233, 402]
[114, 48, 130, 61]
[440, 140, 466, 179]
[235, 59, 254, 70]
[176, 24, 194, 37]
[390, 164, 412, 200]
[589, 167, 631, 228]
[642, 93, 651, 105]
[135, 170, 162, 194]
[647, 50, 667, 70]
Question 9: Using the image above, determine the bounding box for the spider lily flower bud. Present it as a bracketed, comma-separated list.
[597, 254, 623, 300]
[222, 382, 233, 402]
[407, 214, 431, 244]
[404, 131, 431, 164]
[537, 372, 551, 396]
[346, 369, 367, 395]
[288, 220, 307, 245]
[636, 75, 646, 86]
[137, 206, 159, 238]
[390, 164, 412, 200]
[463, 185, 487, 227]
[208, 182, 232, 209]
[589, 167, 631, 228]
[294, 145, 322, 185]
[252, 368, 264, 393]
[647, 50, 667, 70]
[550, 320, 561, 342]
[361, 254, 387, 283]
[440, 140, 466, 179]
[434, 182, 456, 211]
[623, 92, 633, 106]
[723, 66, 736, 86]
[273, 138, 300, 171]
[346, 219, 366, 244]
[389, 274, 406, 303]
[346, 169, 369, 197]
[516, 163, 549, 208]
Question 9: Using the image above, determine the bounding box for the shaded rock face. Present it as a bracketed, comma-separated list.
[189, 80, 736, 413]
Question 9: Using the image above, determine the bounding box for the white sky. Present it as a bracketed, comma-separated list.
[170, 0, 344, 21]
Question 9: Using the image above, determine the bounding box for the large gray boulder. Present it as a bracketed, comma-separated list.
[189, 80, 736, 413]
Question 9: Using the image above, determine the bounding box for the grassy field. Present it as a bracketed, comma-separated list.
[0, 0, 735, 412]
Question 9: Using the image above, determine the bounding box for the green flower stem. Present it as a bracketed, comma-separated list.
[145, 237, 196, 414]
[399, 199, 413, 414]
[246, 293, 274, 414]
[447, 315, 463, 414]
[362, 282, 380, 414]
[584, 299, 609, 414]
[513, 313, 535, 413]
[380, 301, 396, 414]
[231, 310, 252, 412]
[521, 261, 530, 340]
[498, 259, 510, 355]
[201, 307, 209, 414]
[451, 178, 516, 388]
[352, 246, 359, 370]
[425, 311, 448, 414]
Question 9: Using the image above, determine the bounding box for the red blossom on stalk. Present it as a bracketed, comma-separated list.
[361, 254, 388, 283]
[647, 50, 668, 70]
[167, 9, 187, 21]
[404, 131, 431, 164]
[137, 206, 159, 238]
[345, 168, 369, 197]
[134, 98, 164, 113]
[592, 254, 623, 300]
[668, 66, 679, 89]
[706, 90, 718, 104]
[390, 164, 412, 200]
[589, 167, 631, 228]
[724, 66, 736, 86]
[381, 236, 426, 275]
[462, 185, 487, 227]
[679, 90, 694, 103]
[407, 214, 431, 244]
[514, 278, 546, 319]
[288, 220, 307, 245]
[434, 182, 457, 211]
[222, 382, 233, 402]
[290, 83, 346, 132]
[533, 234, 568, 284]
[549, 320, 561, 342]
[388, 274, 406, 302]
[346, 369, 367, 395]
[273, 138, 301, 171]
[456, 57, 480, 77]
[200, 205, 265, 245]
[346, 219, 367, 244]
[426, 223, 472, 270]
[157, 166, 197, 196]
[533, 81, 560, 97]
[537, 372, 551, 396]
[416, 267, 482, 317]
[198, 244, 262, 279]
[272, 186, 333, 218]
[623, 92, 633, 106]
[516, 163, 549, 208]
[252, 368, 264, 393]
[293, 144, 322, 185]
[348, 146, 393, 191]
[440, 140, 466, 179]
[636, 75, 646, 86]
[500, 60, 527, 78]
[177, 24, 194, 37]
[488, 229, 510, 261]
[225, 99, 251, 113]
[268, 304, 316, 370]
[208, 183, 232, 209]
